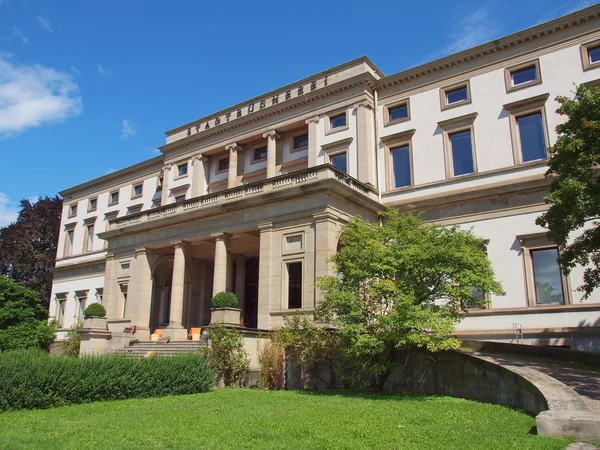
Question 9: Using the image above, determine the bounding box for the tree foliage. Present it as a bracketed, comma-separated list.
[316, 209, 504, 390]
[0, 196, 62, 307]
[537, 85, 600, 297]
[0, 275, 56, 351]
[204, 324, 249, 387]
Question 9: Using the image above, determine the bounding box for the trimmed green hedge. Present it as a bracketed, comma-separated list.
[84, 303, 106, 318]
[0, 349, 216, 411]
[211, 292, 238, 309]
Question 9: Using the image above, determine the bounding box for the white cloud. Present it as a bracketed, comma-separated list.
[70, 65, 81, 77]
[97, 64, 112, 78]
[0, 192, 19, 227]
[36, 15, 53, 32]
[120, 119, 135, 138]
[536, 1, 594, 25]
[11, 26, 28, 44]
[0, 53, 82, 137]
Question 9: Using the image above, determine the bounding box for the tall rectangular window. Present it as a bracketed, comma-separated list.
[531, 247, 565, 305]
[330, 153, 347, 173]
[449, 130, 474, 176]
[517, 112, 546, 162]
[85, 224, 94, 252]
[287, 262, 302, 309]
[78, 297, 87, 324]
[110, 191, 119, 205]
[58, 300, 66, 327]
[390, 145, 411, 188]
[65, 230, 74, 256]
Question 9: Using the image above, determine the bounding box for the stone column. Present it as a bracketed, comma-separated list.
[257, 222, 273, 329]
[191, 155, 208, 197]
[313, 212, 340, 307]
[160, 164, 171, 205]
[212, 232, 230, 296]
[226, 143, 240, 189]
[235, 256, 246, 316]
[305, 116, 319, 168]
[103, 254, 119, 319]
[226, 256, 235, 293]
[126, 248, 153, 339]
[353, 101, 376, 187]
[165, 241, 188, 340]
[196, 259, 208, 325]
[262, 130, 280, 179]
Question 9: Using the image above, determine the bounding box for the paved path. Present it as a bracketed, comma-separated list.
[565, 443, 598, 450]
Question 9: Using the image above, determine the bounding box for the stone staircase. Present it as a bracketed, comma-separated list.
[115, 340, 206, 357]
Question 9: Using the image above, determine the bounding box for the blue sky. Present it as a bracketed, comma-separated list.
[0, 0, 594, 225]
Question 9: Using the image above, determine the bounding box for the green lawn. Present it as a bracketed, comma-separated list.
[0, 389, 570, 449]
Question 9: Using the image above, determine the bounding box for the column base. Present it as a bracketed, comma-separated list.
[163, 327, 189, 341]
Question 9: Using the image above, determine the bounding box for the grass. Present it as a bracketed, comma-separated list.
[0, 389, 571, 449]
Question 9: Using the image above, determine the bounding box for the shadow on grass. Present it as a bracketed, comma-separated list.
[291, 389, 437, 402]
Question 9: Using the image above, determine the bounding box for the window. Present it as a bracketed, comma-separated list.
[293, 133, 308, 150]
[177, 163, 188, 177]
[84, 223, 94, 252]
[287, 262, 302, 309]
[253, 146, 267, 162]
[75, 290, 88, 325]
[57, 299, 66, 327]
[175, 194, 186, 203]
[516, 112, 547, 162]
[390, 145, 411, 188]
[96, 288, 104, 305]
[440, 81, 471, 110]
[504, 60, 541, 92]
[120, 284, 128, 319]
[65, 229, 74, 257]
[581, 40, 600, 71]
[330, 153, 347, 173]
[132, 183, 143, 198]
[218, 157, 229, 172]
[109, 191, 119, 205]
[88, 198, 97, 212]
[69, 204, 77, 217]
[385, 100, 410, 125]
[330, 113, 347, 129]
[448, 130, 475, 176]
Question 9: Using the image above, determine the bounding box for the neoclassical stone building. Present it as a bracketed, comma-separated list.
[51, 6, 600, 350]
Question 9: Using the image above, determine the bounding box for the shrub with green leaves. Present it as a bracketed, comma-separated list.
[84, 303, 106, 318]
[0, 349, 216, 411]
[204, 324, 249, 387]
[210, 292, 238, 309]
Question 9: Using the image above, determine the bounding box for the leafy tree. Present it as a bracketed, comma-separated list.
[536, 85, 600, 298]
[0, 196, 62, 307]
[0, 275, 56, 351]
[317, 209, 504, 391]
[204, 324, 249, 387]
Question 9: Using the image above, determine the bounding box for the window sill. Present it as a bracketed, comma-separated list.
[87, 208, 97, 213]
[131, 194, 142, 200]
[174, 174, 188, 181]
[384, 116, 411, 127]
[441, 99, 472, 111]
[290, 145, 308, 154]
[506, 78, 542, 93]
[461, 303, 600, 316]
[325, 125, 349, 136]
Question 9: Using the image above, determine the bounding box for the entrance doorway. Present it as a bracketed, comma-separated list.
[244, 257, 259, 328]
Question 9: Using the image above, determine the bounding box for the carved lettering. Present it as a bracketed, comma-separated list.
[260, 99, 266, 109]
[324, 76, 328, 87]
[310, 81, 317, 91]
[272, 95, 279, 105]
[297, 85, 303, 95]
[195, 125, 201, 133]
[237, 109, 242, 118]
[285, 90, 291, 100]
[226, 112, 231, 122]
[248, 103, 254, 113]
[215, 117, 221, 126]
[187, 128, 191, 136]
[205, 122, 210, 130]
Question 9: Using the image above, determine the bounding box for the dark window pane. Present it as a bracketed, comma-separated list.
[389, 103, 408, 121]
[254, 146, 267, 161]
[330, 113, 346, 129]
[175, 195, 186, 203]
[90, 199, 97, 209]
[294, 134, 308, 149]
[330, 153, 347, 173]
[531, 248, 565, 305]
[178, 164, 188, 176]
[446, 86, 468, 104]
[288, 262, 302, 309]
[71, 205, 77, 215]
[111, 192, 119, 203]
[391, 145, 411, 188]
[511, 66, 537, 86]
[589, 45, 600, 64]
[517, 113, 546, 162]
[449, 130, 474, 176]
[134, 185, 142, 196]
[218, 158, 230, 171]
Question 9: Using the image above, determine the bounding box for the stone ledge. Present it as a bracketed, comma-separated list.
[536, 410, 600, 443]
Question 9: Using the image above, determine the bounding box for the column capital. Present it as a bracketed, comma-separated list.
[105, 253, 115, 261]
[262, 130, 281, 140]
[305, 116, 320, 125]
[170, 240, 190, 249]
[353, 101, 374, 111]
[211, 231, 231, 241]
[192, 154, 208, 163]
[225, 142, 241, 153]
[313, 211, 339, 223]
[257, 222, 273, 232]
[134, 247, 148, 255]
[162, 164, 172, 173]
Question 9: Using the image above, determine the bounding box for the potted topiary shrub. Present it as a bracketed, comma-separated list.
[82, 303, 108, 329]
[210, 292, 240, 326]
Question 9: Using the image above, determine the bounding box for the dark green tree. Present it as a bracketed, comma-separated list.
[0, 196, 62, 307]
[537, 85, 600, 298]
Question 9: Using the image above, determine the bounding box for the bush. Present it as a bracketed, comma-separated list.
[211, 292, 238, 309]
[204, 324, 249, 387]
[84, 303, 106, 318]
[258, 339, 284, 390]
[0, 349, 216, 411]
[65, 325, 82, 357]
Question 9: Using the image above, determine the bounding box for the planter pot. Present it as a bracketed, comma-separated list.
[82, 317, 108, 330]
[210, 307, 241, 326]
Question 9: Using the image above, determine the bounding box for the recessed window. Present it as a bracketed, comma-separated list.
[85, 223, 94, 252]
[386, 102, 409, 124]
[110, 191, 119, 205]
[293, 133, 308, 150]
[177, 163, 188, 177]
[516, 112, 547, 163]
[175, 195, 186, 203]
[531, 248, 565, 305]
[287, 262, 302, 309]
[330, 153, 347, 173]
[65, 229, 74, 257]
[505, 60, 541, 92]
[588, 45, 600, 65]
[440, 82, 471, 110]
[581, 41, 600, 71]
[512, 66, 537, 86]
[447, 87, 468, 104]
[69, 204, 77, 217]
[390, 145, 411, 189]
[57, 299, 66, 327]
[218, 157, 229, 172]
[448, 130, 475, 176]
[330, 113, 347, 129]
[88, 198, 97, 211]
[132, 184, 143, 198]
[253, 146, 267, 162]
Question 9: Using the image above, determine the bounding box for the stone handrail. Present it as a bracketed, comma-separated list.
[110, 164, 378, 230]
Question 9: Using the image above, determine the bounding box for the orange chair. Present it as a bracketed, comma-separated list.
[188, 327, 201, 341]
[150, 329, 163, 342]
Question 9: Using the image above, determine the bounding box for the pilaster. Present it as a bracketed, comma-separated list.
[263, 130, 280, 179]
[257, 222, 273, 329]
[126, 247, 152, 339]
[305, 116, 319, 168]
[353, 101, 376, 187]
[103, 254, 119, 319]
[212, 232, 231, 296]
[226, 143, 240, 189]
[165, 241, 188, 340]
[313, 212, 340, 306]
[160, 164, 171, 205]
[191, 155, 208, 197]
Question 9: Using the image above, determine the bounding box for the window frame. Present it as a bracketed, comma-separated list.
[438, 113, 478, 179]
[329, 151, 348, 173]
[216, 156, 230, 174]
[68, 203, 78, 218]
[83, 218, 96, 253]
[63, 224, 75, 257]
[504, 94, 550, 165]
[384, 99, 411, 126]
[325, 108, 349, 135]
[504, 59, 542, 92]
[251, 145, 268, 164]
[580, 39, 600, 71]
[283, 259, 304, 310]
[440, 80, 472, 111]
[321, 137, 353, 175]
[131, 183, 143, 199]
[88, 197, 97, 212]
[56, 294, 67, 328]
[382, 129, 416, 192]
[291, 132, 309, 152]
[176, 162, 189, 178]
[175, 194, 186, 203]
[109, 190, 120, 206]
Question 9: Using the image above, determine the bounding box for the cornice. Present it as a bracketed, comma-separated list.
[376, 5, 600, 91]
